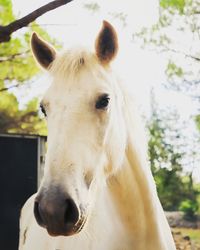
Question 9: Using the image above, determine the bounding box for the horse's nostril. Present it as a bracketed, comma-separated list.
[34, 200, 46, 227]
[64, 198, 79, 226]
[33, 190, 80, 236]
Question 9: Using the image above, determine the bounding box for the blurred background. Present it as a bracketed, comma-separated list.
[0, 0, 200, 249]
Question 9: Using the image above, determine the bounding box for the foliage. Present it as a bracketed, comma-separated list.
[148, 92, 200, 213]
[179, 199, 199, 218]
[154, 167, 186, 210]
[179, 175, 200, 217]
[83, 1, 127, 26]
[135, 0, 200, 104]
[166, 61, 184, 78]
[148, 99, 184, 210]
[0, 0, 15, 25]
[0, 0, 52, 135]
[160, 0, 186, 13]
[136, 0, 200, 214]
[195, 115, 200, 132]
[83, 2, 100, 12]
[0, 93, 46, 134]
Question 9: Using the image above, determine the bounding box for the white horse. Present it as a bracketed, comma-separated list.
[19, 21, 176, 250]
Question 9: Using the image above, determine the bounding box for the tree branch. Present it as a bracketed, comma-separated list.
[0, 83, 21, 92]
[0, 78, 39, 92]
[162, 45, 200, 62]
[0, 0, 73, 43]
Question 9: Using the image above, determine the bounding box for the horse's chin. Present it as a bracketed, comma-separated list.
[47, 229, 78, 237]
[46, 217, 87, 237]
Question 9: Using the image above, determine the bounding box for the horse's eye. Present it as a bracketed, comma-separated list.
[40, 104, 47, 117]
[95, 94, 110, 110]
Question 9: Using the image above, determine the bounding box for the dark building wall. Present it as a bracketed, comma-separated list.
[0, 134, 46, 250]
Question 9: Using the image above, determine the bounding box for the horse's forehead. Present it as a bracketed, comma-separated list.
[46, 69, 111, 104]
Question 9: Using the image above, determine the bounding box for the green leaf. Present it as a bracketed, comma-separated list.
[160, 0, 186, 13]
[166, 60, 184, 78]
[0, 0, 52, 135]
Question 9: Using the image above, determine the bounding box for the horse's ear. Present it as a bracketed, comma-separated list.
[95, 20, 118, 64]
[31, 32, 56, 69]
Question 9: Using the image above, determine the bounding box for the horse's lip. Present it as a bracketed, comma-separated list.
[46, 217, 87, 237]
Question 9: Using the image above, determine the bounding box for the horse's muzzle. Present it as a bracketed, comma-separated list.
[34, 186, 80, 236]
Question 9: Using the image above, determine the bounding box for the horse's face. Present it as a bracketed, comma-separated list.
[31, 21, 127, 236]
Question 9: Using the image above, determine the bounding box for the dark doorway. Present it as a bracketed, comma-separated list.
[0, 134, 45, 250]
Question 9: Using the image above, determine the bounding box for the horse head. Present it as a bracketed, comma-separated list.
[31, 21, 127, 237]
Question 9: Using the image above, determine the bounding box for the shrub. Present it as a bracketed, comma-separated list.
[179, 199, 199, 219]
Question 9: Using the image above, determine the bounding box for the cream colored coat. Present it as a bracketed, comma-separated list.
[19, 21, 176, 250]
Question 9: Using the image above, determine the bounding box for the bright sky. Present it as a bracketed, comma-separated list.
[12, 0, 162, 110]
[11, 0, 200, 181]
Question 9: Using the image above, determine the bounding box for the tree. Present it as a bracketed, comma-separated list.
[0, 0, 59, 134]
[0, 0, 73, 43]
[135, 0, 200, 131]
[135, 0, 200, 82]
[148, 91, 200, 214]
[0, 0, 77, 135]
[179, 174, 200, 218]
[148, 91, 185, 210]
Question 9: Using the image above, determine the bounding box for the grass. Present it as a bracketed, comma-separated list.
[173, 227, 200, 247]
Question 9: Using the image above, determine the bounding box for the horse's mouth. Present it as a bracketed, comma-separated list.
[46, 217, 87, 237]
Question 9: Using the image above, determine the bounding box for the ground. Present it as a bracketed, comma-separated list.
[172, 228, 200, 250]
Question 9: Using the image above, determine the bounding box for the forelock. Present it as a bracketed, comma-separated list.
[49, 47, 97, 78]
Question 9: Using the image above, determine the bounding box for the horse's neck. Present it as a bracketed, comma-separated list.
[107, 144, 174, 250]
